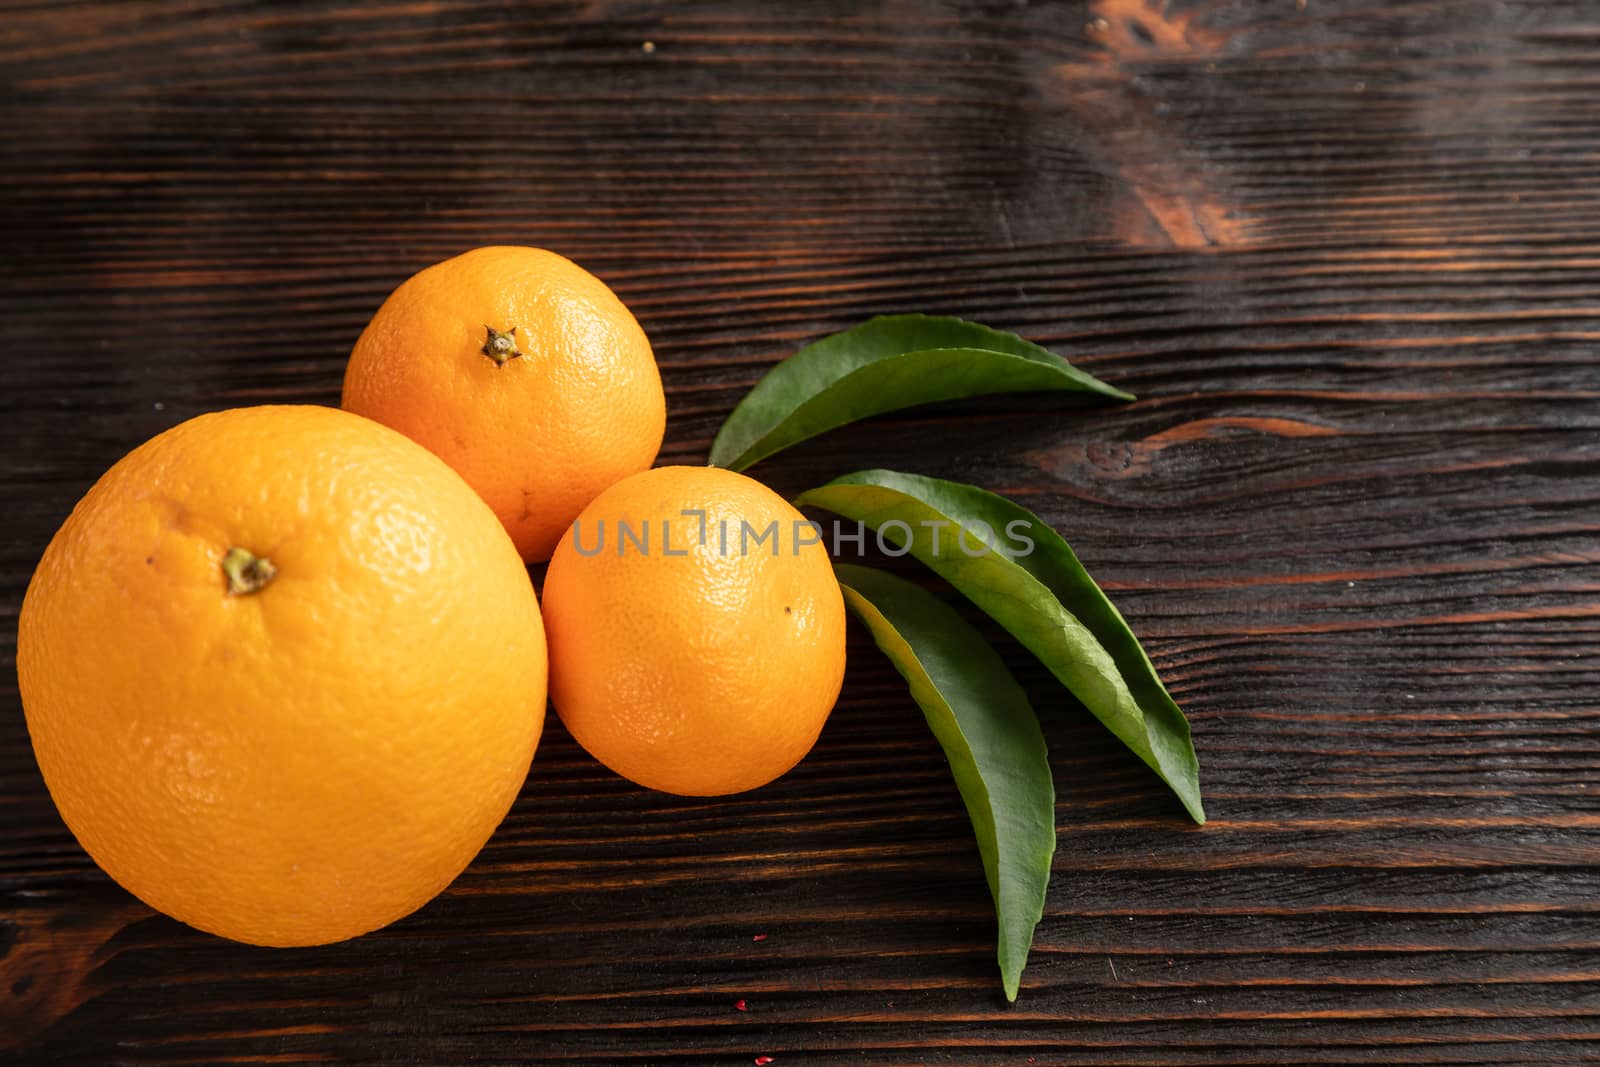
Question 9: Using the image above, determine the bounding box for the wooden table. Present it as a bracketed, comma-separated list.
[4, 2, 1598, 1063]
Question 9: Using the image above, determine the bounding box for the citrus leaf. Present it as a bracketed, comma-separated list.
[709, 315, 1133, 472]
[834, 563, 1055, 1002]
[797, 471, 1204, 824]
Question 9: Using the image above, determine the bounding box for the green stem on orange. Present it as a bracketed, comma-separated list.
[481, 325, 522, 366]
[222, 546, 277, 596]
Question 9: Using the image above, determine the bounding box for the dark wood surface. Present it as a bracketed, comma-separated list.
[4, 1, 1600, 1063]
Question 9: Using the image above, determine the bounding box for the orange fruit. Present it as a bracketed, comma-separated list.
[542, 465, 847, 796]
[17, 405, 547, 947]
[341, 246, 665, 562]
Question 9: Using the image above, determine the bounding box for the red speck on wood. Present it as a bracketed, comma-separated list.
[755, 1058, 774, 1066]
[752, 933, 768, 942]
[735, 999, 748, 1012]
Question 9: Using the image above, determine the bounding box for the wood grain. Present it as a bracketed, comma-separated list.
[3, 0, 1600, 1063]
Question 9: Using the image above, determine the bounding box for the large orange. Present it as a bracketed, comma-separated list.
[16, 405, 546, 947]
[542, 466, 847, 796]
[341, 246, 665, 562]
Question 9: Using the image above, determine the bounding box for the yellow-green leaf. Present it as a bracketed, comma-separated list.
[835, 563, 1055, 1002]
[709, 315, 1132, 472]
[799, 470, 1204, 823]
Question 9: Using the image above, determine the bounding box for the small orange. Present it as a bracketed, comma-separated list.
[17, 405, 546, 947]
[342, 246, 665, 562]
[542, 465, 847, 796]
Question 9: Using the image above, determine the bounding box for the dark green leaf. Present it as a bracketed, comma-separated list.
[797, 471, 1204, 823]
[709, 315, 1133, 472]
[834, 563, 1055, 1002]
